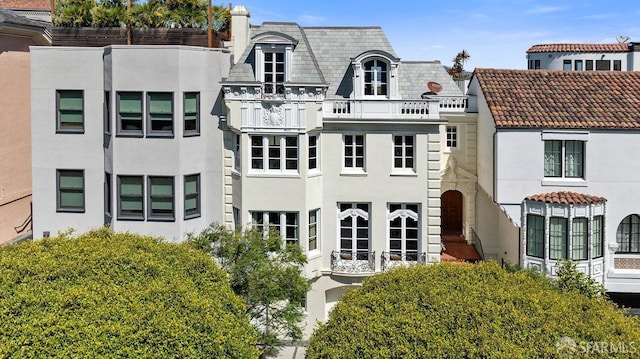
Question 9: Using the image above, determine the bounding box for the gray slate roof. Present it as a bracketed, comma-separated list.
[226, 22, 463, 99]
[0, 8, 50, 30]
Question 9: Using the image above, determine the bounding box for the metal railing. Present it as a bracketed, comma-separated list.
[331, 250, 375, 274]
[381, 251, 427, 271]
[471, 228, 485, 261]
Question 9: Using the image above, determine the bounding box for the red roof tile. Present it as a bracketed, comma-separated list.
[527, 43, 629, 53]
[0, 0, 50, 10]
[525, 191, 606, 205]
[473, 68, 640, 129]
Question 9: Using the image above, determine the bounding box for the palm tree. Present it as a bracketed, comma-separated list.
[448, 49, 470, 81]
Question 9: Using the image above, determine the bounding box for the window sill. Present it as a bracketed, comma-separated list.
[56, 208, 85, 213]
[340, 170, 367, 177]
[147, 217, 176, 222]
[56, 130, 85, 134]
[390, 171, 417, 177]
[247, 172, 301, 179]
[183, 132, 200, 138]
[146, 133, 175, 139]
[308, 171, 322, 178]
[184, 213, 201, 221]
[541, 178, 588, 187]
[116, 132, 144, 138]
[116, 215, 145, 221]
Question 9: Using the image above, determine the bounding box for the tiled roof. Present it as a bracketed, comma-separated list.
[473, 68, 640, 129]
[0, 0, 50, 10]
[527, 43, 629, 53]
[0, 8, 49, 29]
[525, 191, 606, 205]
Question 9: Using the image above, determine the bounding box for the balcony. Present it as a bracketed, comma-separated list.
[323, 96, 468, 121]
[331, 251, 375, 275]
[381, 252, 427, 271]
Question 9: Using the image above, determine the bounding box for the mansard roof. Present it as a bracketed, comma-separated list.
[527, 43, 629, 53]
[473, 68, 640, 129]
[525, 191, 606, 205]
[226, 22, 463, 99]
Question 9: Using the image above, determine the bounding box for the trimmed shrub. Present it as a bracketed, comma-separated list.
[307, 262, 640, 358]
[0, 228, 259, 358]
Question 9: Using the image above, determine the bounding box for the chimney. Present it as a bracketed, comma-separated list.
[231, 5, 250, 64]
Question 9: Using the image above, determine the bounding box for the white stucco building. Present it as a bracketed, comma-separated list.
[468, 68, 640, 293]
[526, 42, 640, 71]
[31, 45, 230, 240]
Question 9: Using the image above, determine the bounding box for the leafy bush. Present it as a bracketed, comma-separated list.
[307, 262, 640, 358]
[0, 228, 259, 358]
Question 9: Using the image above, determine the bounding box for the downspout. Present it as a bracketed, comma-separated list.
[493, 129, 497, 200]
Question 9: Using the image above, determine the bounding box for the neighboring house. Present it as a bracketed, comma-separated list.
[527, 42, 640, 71]
[0, 9, 50, 243]
[468, 68, 640, 293]
[31, 45, 230, 240]
[222, 7, 474, 336]
[0, 0, 51, 22]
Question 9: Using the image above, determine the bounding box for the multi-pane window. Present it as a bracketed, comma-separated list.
[549, 217, 567, 260]
[183, 92, 200, 136]
[563, 60, 571, 71]
[147, 92, 173, 136]
[250, 135, 298, 172]
[528, 59, 540, 69]
[574, 60, 583, 71]
[344, 135, 365, 170]
[614, 60, 622, 71]
[388, 204, 419, 261]
[264, 51, 285, 94]
[571, 218, 588, 260]
[364, 59, 388, 96]
[338, 203, 370, 259]
[526, 214, 544, 258]
[118, 92, 143, 135]
[586, 60, 594, 71]
[251, 211, 299, 245]
[118, 175, 144, 220]
[446, 126, 458, 149]
[57, 169, 84, 212]
[148, 176, 174, 220]
[309, 209, 319, 252]
[184, 174, 200, 219]
[309, 134, 318, 171]
[393, 135, 414, 170]
[616, 214, 640, 253]
[57, 90, 84, 133]
[544, 140, 584, 178]
[592, 215, 604, 258]
[233, 133, 241, 171]
[596, 60, 611, 71]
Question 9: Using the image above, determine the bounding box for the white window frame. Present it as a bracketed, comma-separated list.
[250, 135, 298, 174]
[343, 134, 365, 173]
[233, 133, 241, 172]
[251, 211, 299, 246]
[308, 134, 319, 173]
[446, 125, 458, 150]
[392, 135, 415, 173]
[387, 204, 420, 261]
[363, 58, 389, 97]
[309, 209, 320, 253]
[338, 203, 370, 258]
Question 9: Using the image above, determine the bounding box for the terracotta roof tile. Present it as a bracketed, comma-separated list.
[525, 191, 606, 205]
[473, 68, 640, 129]
[0, 0, 50, 10]
[527, 43, 629, 53]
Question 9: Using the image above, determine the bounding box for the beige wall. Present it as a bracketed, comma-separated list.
[0, 34, 35, 243]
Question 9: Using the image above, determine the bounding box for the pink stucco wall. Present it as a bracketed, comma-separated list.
[0, 34, 34, 242]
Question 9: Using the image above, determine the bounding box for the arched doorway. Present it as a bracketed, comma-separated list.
[441, 190, 463, 235]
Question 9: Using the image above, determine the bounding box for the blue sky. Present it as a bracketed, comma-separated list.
[233, 0, 640, 70]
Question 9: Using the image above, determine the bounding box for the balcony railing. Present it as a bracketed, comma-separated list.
[323, 96, 467, 120]
[331, 251, 375, 275]
[381, 251, 427, 271]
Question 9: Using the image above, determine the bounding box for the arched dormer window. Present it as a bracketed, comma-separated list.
[352, 51, 399, 99]
[364, 59, 388, 96]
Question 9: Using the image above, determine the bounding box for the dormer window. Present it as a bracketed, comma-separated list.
[364, 59, 388, 96]
[264, 51, 285, 94]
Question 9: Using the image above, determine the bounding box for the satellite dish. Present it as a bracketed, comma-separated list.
[427, 82, 443, 93]
[617, 35, 630, 44]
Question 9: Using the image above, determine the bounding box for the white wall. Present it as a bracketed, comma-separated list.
[527, 51, 629, 71]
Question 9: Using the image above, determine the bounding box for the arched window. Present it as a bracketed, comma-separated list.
[616, 214, 640, 253]
[388, 204, 419, 261]
[363, 59, 388, 96]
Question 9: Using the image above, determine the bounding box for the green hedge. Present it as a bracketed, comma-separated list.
[0, 228, 258, 358]
[307, 262, 640, 358]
